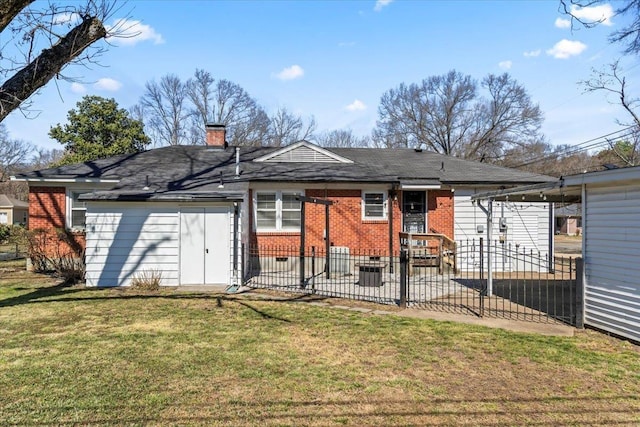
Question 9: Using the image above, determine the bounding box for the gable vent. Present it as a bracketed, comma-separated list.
[266, 146, 340, 163]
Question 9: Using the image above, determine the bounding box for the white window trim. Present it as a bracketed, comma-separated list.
[362, 190, 388, 221]
[254, 190, 304, 232]
[66, 189, 92, 231]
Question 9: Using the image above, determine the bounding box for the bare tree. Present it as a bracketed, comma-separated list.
[500, 140, 599, 176]
[267, 107, 316, 147]
[31, 147, 65, 169]
[185, 70, 270, 146]
[314, 129, 370, 148]
[581, 61, 640, 166]
[465, 74, 544, 160]
[0, 0, 127, 122]
[560, 0, 640, 56]
[139, 74, 190, 146]
[583, 61, 640, 129]
[0, 124, 34, 181]
[373, 70, 544, 160]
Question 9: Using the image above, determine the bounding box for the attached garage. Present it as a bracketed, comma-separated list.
[84, 200, 241, 287]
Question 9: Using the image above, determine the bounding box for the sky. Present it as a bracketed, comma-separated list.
[2, 0, 639, 153]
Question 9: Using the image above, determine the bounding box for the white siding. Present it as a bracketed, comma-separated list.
[453, 189, 550, 271]
[85, 203, 180, 287]
[584, 183, 640, 342]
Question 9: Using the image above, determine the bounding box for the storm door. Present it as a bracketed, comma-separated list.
[402, 191, 426, 233]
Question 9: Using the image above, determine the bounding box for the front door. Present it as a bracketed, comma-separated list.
[180, 207, 230, 285]
[403, 191, 426, 233]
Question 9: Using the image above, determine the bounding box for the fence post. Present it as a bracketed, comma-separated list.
[479, 238, 484, 317]
[575, 257, 585, 329]
[241, 243, 245, 284]
[399, 249, 407, 308]
[311, 246, 316, 293]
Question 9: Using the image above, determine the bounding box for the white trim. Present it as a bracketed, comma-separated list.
[11, 176, 120, 184]
[253, 141, 354, 164]
[254, 189, 305, 232]
[400, 184, 441, 190]
[362, 190, 388, 221]
[563, 165, 640, 187]
[66, 188, 93, 231]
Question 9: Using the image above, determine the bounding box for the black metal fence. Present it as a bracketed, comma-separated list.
[243, 239, 579, 326]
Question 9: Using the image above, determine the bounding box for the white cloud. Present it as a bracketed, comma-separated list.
[273, 65, 305, 81]
[346, 99, 366, 111]
[498, 60, 512, 70]
[523, 49, 541, 58]
[570, 4, 614, 26]
[338, 41, 356, 48]
[546, 39, 587, 59]
[374, 0, 393, 12]
[94, 78, 123, 92]
[106, 19, 164, 46]
[70, 82, 86, 94]
[53, 12, 80, 25]
[555, 17, 571, 29]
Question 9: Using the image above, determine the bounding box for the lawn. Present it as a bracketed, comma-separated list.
[1, 260, 639, 426]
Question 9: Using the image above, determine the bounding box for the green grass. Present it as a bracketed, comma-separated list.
[1, 262, 639, 426]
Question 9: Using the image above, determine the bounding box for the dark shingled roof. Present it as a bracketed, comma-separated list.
[14, 144, 555, 200]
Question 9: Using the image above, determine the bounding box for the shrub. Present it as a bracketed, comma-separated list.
[25, 228, 85, 284]
[130, 269, 162, 291]
[0, 224, 10, 243]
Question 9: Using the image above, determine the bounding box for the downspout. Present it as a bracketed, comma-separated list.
[548, 201, 554, 273]
[388, 187, 395, 273]
[477, 198, 493, 297]
[235, 147, 240, 177]
[487, 198, 493, 297]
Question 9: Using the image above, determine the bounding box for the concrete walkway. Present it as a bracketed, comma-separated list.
[172, 285, 576, 337]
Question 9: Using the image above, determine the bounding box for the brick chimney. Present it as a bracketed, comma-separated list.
[206, 123, 226, 147]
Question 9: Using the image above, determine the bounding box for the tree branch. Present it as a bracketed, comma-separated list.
[0, 16, 107, 122]
[0, 0, 33, 34]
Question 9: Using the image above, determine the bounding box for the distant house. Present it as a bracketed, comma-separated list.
[555, 203, 581, 235]
[0, 194, 28, 226]
[12, 125, 555, 287]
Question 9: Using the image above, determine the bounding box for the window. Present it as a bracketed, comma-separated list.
[362, 191, 387, 220]
[256, 193, 277, 229]
[68, 191, 89, 230]
[255, 191, 302, 231]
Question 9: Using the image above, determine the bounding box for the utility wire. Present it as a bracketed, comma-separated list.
[508, 126, 638, 168]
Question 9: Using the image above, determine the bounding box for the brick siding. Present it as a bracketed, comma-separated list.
[28, 186, 85, 256]
[250, 188, 454, 253]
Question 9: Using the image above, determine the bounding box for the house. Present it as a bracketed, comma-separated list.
[471, 165, 640, 342]
[12, 124, 555, 287]
[555, 203, 581, 235]
[0, 194, 28, 226]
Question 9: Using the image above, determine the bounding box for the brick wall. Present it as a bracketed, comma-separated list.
[29, 186, 66, 229]
[28, 186, 86, 256]
[251, 188, 403, 253]
[427, 190, 454, 237]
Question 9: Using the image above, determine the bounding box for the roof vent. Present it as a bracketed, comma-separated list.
[414, 148, 423, 152]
